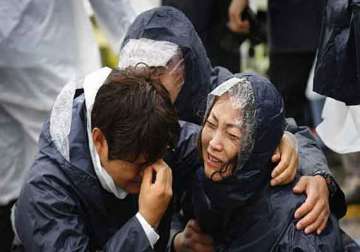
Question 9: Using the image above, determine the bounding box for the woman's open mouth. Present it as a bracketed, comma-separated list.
[206, 152, 224, 170]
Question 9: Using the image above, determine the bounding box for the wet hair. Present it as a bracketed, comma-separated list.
[197, 98, 238, 181]
[91, 66, 180, 164]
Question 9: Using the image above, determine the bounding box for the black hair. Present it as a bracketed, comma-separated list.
[91, 66, 180, 164]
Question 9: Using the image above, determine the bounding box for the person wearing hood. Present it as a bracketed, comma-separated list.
[173, 72, 355, 251]
[118, 6, 346, 235]
[14, 67, 180, 251]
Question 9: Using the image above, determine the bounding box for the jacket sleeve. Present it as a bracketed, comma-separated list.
[164, 121, 201, 252]
[166, 211, 186, 252]
[164, 121, 202, 197]
[285, 118, 330, 176]
[104, 217, 154, 252]
[275, 215, 344, 251]
[15, 174, 152, 252]
[285, 118, 347, 218]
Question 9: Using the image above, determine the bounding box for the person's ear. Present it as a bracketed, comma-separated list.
[92, 127, 109, 159]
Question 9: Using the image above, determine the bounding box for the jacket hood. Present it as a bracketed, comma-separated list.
[193, 70, 285, 233]
[120, 6, 213, 123]
[45, 67, 130, 201]
[204, 69, 285, 195]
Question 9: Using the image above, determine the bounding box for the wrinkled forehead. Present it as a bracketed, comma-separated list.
[118, 38, 183, 69]
[211, 94, 244, 127]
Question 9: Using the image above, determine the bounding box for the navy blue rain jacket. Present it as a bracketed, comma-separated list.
[188, 73, 344, 251]
[14, 90, 201, 252]
[121, 6, 213, 124]
[314, 0, 360, 105]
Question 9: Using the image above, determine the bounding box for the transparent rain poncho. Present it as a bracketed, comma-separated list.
[118, 38, 185, 84]
[204, 77, 256, 173]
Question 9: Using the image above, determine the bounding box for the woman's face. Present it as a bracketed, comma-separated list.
[201, 94, 243, 181]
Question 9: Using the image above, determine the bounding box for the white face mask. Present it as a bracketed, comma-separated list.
[83, 67, 128, 199]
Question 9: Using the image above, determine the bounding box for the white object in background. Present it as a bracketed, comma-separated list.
[316, 98, 360, 154]
[0, 0, 133, 205]
[130, 0, 160, 14]
[306, 58, 324, 101]
[0, 0, 100, 205]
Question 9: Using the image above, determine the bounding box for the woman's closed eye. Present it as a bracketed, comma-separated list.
[227, 132, 241, 141]
[206, 120, 217, 129]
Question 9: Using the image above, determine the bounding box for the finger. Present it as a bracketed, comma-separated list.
[271, 150, 290, 179]
[271, 147, 281, 163]
[141, 166, 153, 186]
[271, 163, 293, 186]
[283, 151, 298, 183]
[153, 162, 170, 186]
[295, 200, 323, 230]
[303, 209, 328, 234]
[151, 159, 163, 172]
[316, 215, 329, 235]
[293, 176, 308, 194]
[294, 192, 317, 220]
[271, 159, 288, 180]
[273, 149, 298, 185]
[290, 154, 299, 180]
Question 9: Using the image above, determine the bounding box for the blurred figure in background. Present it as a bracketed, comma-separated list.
[162, 0, 250, 73]
[314, 0, 360, 205]
[267, 0, 322, 127]
[0, 1, 134, 250]
[164, 0, 321, 127]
